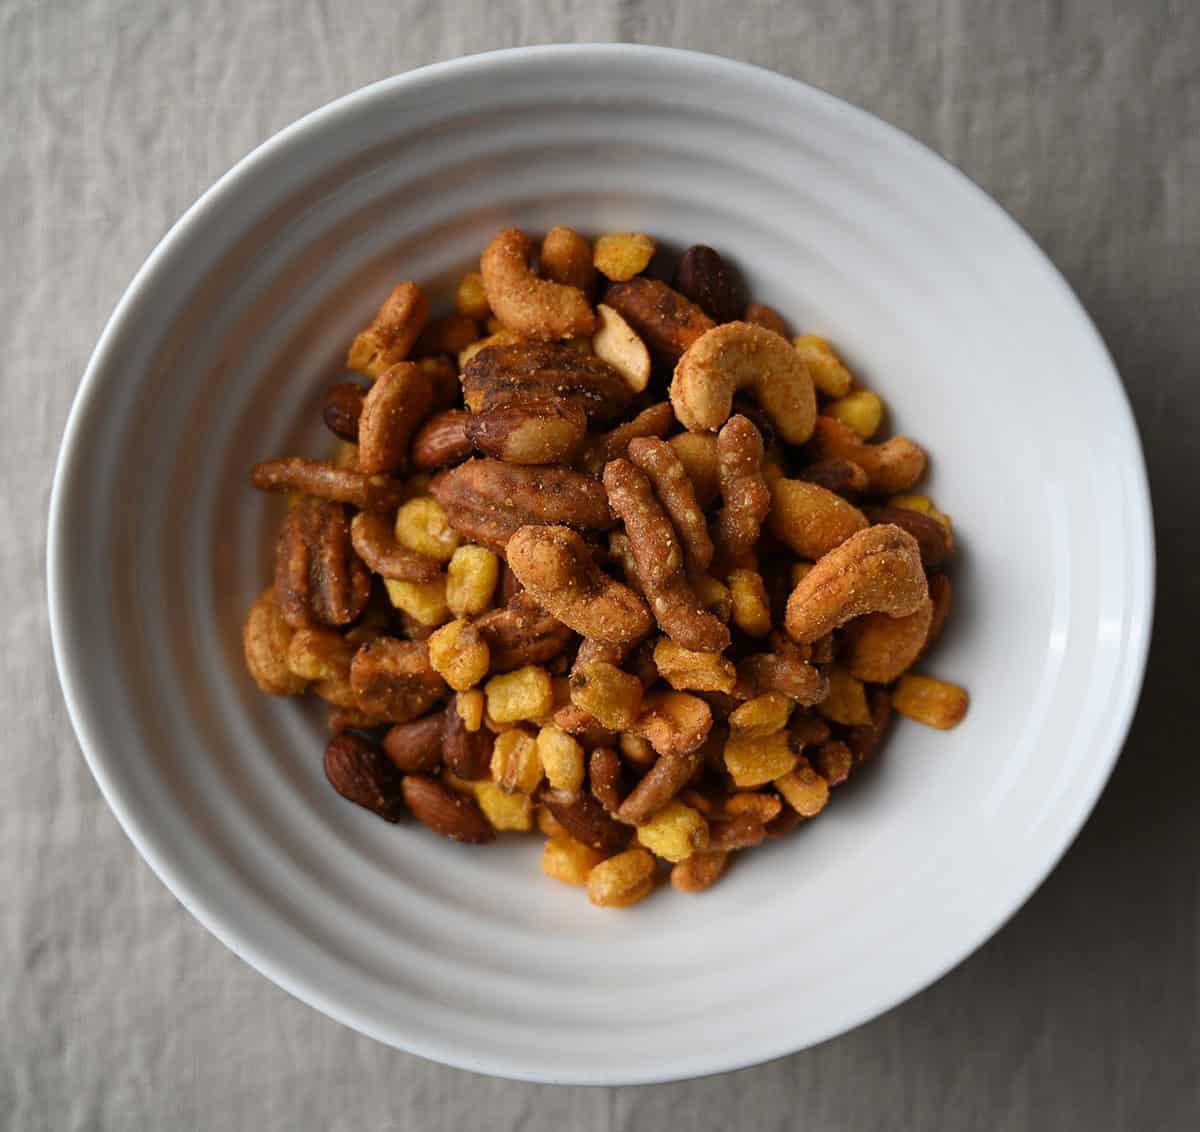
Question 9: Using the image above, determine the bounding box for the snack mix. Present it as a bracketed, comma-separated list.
[244, 228, 968, 907]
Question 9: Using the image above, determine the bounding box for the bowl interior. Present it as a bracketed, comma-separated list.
[49, 46, 1152, 1084]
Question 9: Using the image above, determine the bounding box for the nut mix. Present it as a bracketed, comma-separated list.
[244, 227, 969, 908]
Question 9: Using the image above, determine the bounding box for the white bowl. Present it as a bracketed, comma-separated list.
[48, 45, 1154, 1084]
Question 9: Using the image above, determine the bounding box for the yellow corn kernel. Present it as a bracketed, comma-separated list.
[617, 732, 656, 771]
[536, 805, 572, 840]
[446, 544, 499, 617]
[456, 688, 485, 731]
[728, 569, 771, 637]
[542, 838, 605, 885]
[728, 692, 794, 737]
[569, 661, 643, 730]
[455, 271, 491, 321]
[535, 725, 585, 792]
[394, 496, 460, 561]
[285, 627, 354, 682]
[474, 779, 533, 831]
[593, 232, 656, 282]
[690, 573, 732, 622]
[817, 665, 872, 726]
[667, 433, 720, 507]
[383, 576, 449, 627]
[793, 334, 853, 398]
[774, 757, 830, 817]
[826, 390, 884, 439]
[586, 848, 657, 908]
[724, 730, 797, 788]
[892, 674, 969, 730]
[490, 727, 543, 794]
[427, 619, 490, 691]
[653, 638, 737, 693]
[790, 561, 815, 587]
[635, 801, 710, 863]
[890, 494, 953, 534]
[485, 666, 554, 724]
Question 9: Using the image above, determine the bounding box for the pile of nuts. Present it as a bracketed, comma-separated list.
[244, 226, 968, 908]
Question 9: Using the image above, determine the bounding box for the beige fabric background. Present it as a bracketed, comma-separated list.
[4, 0, 1197, 1128]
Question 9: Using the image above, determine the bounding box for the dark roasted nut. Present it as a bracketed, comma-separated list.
[603, 277, 716, 360]
[616, 752, 700, 825]
[251, 457, 406, 512]
[742, 302, 789, 337]
[274, 497, 371, 628]
[465, 400, 587, 465]
[673, 245, 741, 324]
[382, 712, 445, 773]
[349, 637, 446, 723]
[589, 747, 625, 814]
[460, 341, 632, 423]
[864, 504, 955, 569]
[401, 774, 495, 842]
[542, 788, 632, 854]
[412, 410, 474, 471]
[627, 437, 714, 574]
[806, 416, 926, 496]
[324, 732, 407, 821]
[475, 592, 575, 672]
[442, 694, 495, 779]
[812, 739, 853, 786]
[737, 651, 829, 705]
[800, 458, 870, 498]
[430, 458, 614, 550]
[712, 415, 770, 569]
[357, 361, 433, 476]
[349, 511, 441, 583]
[417, 355, 462, 412]
[322, 382, 367, 442]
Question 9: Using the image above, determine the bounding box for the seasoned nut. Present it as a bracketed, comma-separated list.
[540, 226, 596, 291]
[630, 690, 712, 758]
[628, 437, 714, 574]
[594, 232, 656, 282]
[923, 573, 953, 654]
[737, 650, 828, 705]
[350, 511, 441, 583]
[401, 774, 494, 842]
[578, 402, 675, 477]
[707, 812, 767, 851]
[673, 245, 741, 323]
[485, 665, 554, 724]
[381, 712, 445, 773]
[603, 277, 715, 360]
[465, 401, 587, 465]
[349, 637, 446, 723]
[543, 789, 632, 855]
[251, 457, 406, 512]
[586, 847, 656, 907]
[767, 477, 868, 559]
[728, 570, 772, 637]
[384, 576, 449, 628]
[243, 587, 308, 695]
[542, 838, 606, 885]
[442, 693, 494, 779]
[357, 362, 433, 476]
[723, 730, 797, 787]
[892, 674, 969, 729]
[713, 415, 770, 569]
[446, 544, 499, 618]
[617, 751, 700, 825]
[841, 595, 934, 684]
[667, 432, 720, 507]
[635, 800, 709, 863]
[570, 661, 644, 731]
[322, 382, 366, 442]
[812, 739, 853, 786]
[536, 725, 585, 792]
[807, 416, 926, 495]
[774, 757, 830, 817]
[455, 271, 491, 320]
[792, 334, 852, 398]
[618, 731, 658, 771]
[742, 302, 788, 337]
[817, 665, 872, 726]
[417, 355, 461, 412]
[324, 733, 407, 821]
[826, 390, 884, 439]
[427, 619, 490, 691]
[413, 313, 480, 358]
[326, 704, 391, 733]
[473, 779, 534, 831]
[412, 410, 474, 471]
[728, 692, 793, 737]
[799, 458, 870, 498]
[347, 281, 428, 377]
[864, 504, 954, 570]
[430, 459, 614, 551]
[670, 851, 729, 893]
[274, 497, 371, 628]
[589, 747, 625, 813]
[671, 322, 816, 445]
[480, 228, 596, 339]
[653, 638, 736, 694]
[394, 496, 460, 562]
[475, 592, 574, 672]
[722, 792, 783, 823]
[490, 726, 543, 794]
[591, 303, 651, 393]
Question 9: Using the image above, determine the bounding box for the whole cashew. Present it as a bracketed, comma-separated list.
[784, 524, 928, 645]
[807, 416, 926, 495]
[480, 228, 596, 340]
[840, 595, 934, 683]
[670, 322, 816, 444]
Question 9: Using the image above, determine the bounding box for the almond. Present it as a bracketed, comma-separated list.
[401, 774, 495, 842]
[324, 733, 407, 822]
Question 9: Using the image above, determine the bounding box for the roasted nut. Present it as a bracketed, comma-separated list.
[480, 228, 596, 340]
[475, 591, 574, 672]
[788, 709, 831, 749]
[728, 692, 793, 737]
[737, 649, 828, 705]
[251, 457, 406, 512]
[617, 751, 700, 825]
[349, 637, 446, 723]
[767, 477, 868, 559]
[892, 674, 969, 730]
[466, 400, 587, 465]
[402, 774, 495, 842]
[578, 402, 675, 476]
[636, 800, 709, 863]
[394, 496, 460, 562]
[540, 225, 596, 291]
[507, 524, 652, 646]
[378, 713, 443, 774]
[455, 271, 491, 320]
[586, 847, 655, 907]
[536, 725, 586, 792]
[706, 812, 767, 851]
[412, 410, 474, 471]
[570, 661, 644, 731]
[350, 511, 441, 582]
[591, 303, 652, 394]
[728, 570, 772, 637]
[713, 415, 770, 569]
[721, 792, 783, 823]
[670, 851, 729, 893]
[671, 322, 817, 445]
[812, 739, 853, 787]
[543, 789, 632, 855]
[653, 638, 736, 694]
[924, 573, 953, 654]
[774, 757, 830, 817]
[384, 576, 449, 627]
[426, 619, 490, 691]
[446, 544, 499, 618]
[594, 232, 656, 282]
[673, 245, 741, 323]
[807, 416, 926, 495]
[630, 690, 712, 758]
[589, 747, 624, 813]
[603, 458, 730, 653]
[324, 732, 407, 821]
[542, 838, 606, 885]
[413, 313, 480, 358]
[274, 497, 371, 628]
[490, 726, 543, 793]
[347, 281, 428, 377]
[243, 587, 308, 694]
[627, 436, 714, 573]
[743, 302, 788, 337]
[784, 524, 928, 645]
[864, 504, 954, 570]
[817, 665, 872, 726]
[723, 730, 797, 787]
[691, 573, 732, 622]
[442, 693, 494, 779]
[481, 665, 551, 725]
[430, 459, 614, 551]
[826, 390, 884, 439]
[792, 334, 852, 398]
[799, 458, 870, 498]
[667, 432, 720, 507]
[322, 382, 366, 442]
[841, 595, 934, 684]
[603, 277, 715, 360]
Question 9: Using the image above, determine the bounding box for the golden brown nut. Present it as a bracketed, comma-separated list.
[465, 400, 587, 465]
[629, 690, 712, 758]
[243, 587, 308, 695]
[412, 313, 480, 358]
[603, 277, 715, 359]
[736, 650, 828, 705]
[349, 637, 446, 723]
[251, 457, 406, 512]
[588, 747, 625, 813]
[826, 390, 884, 439]
[806, 416, 926, 495]
[670, 851, 729, 892]
[485, 665, 554, 724]
[455, 271, 491, 320]
[274, 497, 371, 628]
[490, 726, 543, 793]
[480, 227, 596, 340]
[617, 750, 700, 825]
[799, 458, 870, 498]
[427, 619, 490, 691]
[635, 800, 709, 862]
[774, 757, 830, 817]
[350, 511, 441, 583]
[569, 661, 644, 731]
[542, 838, 606, 885]
[652, 638, 737, 694]
[792, 334, 853, 398]
[475, 592, 574, 672]
[742, 302, 788, 337]
[377, 713, 444, 774]
[711, 415, 770, 569]
[346, 281, 428, 377]
[578, 402, 675, 477]
[627, 437, 714, 573]
[767, 476, 868, 559]
[445, 544, 499, 618]
[594, 232, 657, 282]
[540, 226, 596, 291]
[723, 730, 796, 787]
[841, 595, 934, 683]
[666, 432, 720, 507]
[812, 739, 853, 787]
[591, 303, 652, 394]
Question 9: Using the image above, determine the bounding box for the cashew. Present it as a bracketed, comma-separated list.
[540, 226, 596, 291]
[480, 228, 596, 340]
[840, 595, 934, 683]
[670, 321, 816, 444]
[784, 524, 928, 644]
[807, 416, 926, 495]
[767, 476, 868, 559]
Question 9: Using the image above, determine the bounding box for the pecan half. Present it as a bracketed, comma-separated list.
[349, 637, 447, 723]
[274, 497, 371, 628]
